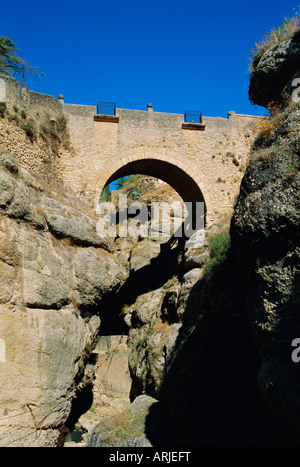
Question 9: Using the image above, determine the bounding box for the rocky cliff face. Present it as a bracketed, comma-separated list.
[0, 150, 128, 446]
[249, 33, 300, 108]
[232, 36, 300, 439]
[155, 35, 300, 446]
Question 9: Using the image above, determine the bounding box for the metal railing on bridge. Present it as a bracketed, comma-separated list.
[97, 101, 116, 116]
[95, 101, 119, 123]
[184, 110, 203, 123]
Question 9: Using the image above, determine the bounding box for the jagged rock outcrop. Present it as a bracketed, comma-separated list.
[232, 38, 300, 439]
[249, 34, 300, 107]
[0, 150, 129, 447]
[156, 31, 300, 446]
[125, 267, 204, 400]
[87, 394, 179, 447]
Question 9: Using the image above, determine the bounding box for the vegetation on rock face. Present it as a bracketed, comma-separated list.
[94, 406, 147, 445]
[203, 231, 231, 276]
[0, 102, 6, 118]
[251, 100, 300, 152]
[22, 119, 37, 142]
[249, 15, 300, 74]
[100, 184, 111, 202]
[39, 114, 71, 154]
[2, 101, 72, 155]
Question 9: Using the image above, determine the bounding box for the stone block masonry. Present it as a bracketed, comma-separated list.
[0, 75, 263, 227]
[0, 76, 74, 184]
[61, 103, 262, 226]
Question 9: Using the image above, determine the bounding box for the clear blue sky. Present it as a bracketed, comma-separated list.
[2, 0, 300, 118]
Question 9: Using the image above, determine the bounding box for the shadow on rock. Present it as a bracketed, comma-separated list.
[145, 253, 298, 447]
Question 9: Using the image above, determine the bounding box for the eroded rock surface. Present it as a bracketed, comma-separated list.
[0, 150, 129, 447]
[232, 45, 300, 438]
[249, 37, 300, 107]
[157, 32, 300, 446]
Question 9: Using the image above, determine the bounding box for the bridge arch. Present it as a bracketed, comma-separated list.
[97, 153, 210, 225]
[97, 155, 209, 230]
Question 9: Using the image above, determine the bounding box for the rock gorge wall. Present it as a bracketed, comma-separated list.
[232, 35, 300, 439]
[145, 37, 300, 445]
[0, 151, 129, 447]
[0, 30, 299, 448]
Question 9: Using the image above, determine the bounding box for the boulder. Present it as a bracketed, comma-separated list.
[249, 38, 300, 107]
[73, 248, 128, 310]
[0, 149, 19, 173]
[0, 172, 15, 208]
[87, 395, 178, 447]
[130, 239, 161, 272]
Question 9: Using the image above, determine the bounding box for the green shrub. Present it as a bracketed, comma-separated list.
[55, 114, 70, 149]
[136, 337, 147, 350]
[55, 114, 67, 132]
[0, 102, 6, 118]
[100, 185, 111, 202]
[39, 114, 70, 154]
[40, 122, 59, 142]
[204, 231, 231, 276]
[22, 119, 37, 141]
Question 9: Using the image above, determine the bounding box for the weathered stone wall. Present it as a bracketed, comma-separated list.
[0, 75, 263, 227]
[0, 75, 63, 116]
[61, 104, 262, 226]
[0, 76, 72, 184]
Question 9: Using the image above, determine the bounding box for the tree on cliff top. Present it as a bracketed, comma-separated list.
[0, 36, 44, 82]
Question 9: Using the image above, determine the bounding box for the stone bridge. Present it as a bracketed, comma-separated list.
[0, 76, 262, 227]
[61, 101, 261, 227]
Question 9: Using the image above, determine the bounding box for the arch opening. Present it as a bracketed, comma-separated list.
[96, 163, 207, 337]
[100, 159, 207, 236]
[105, 159, 206, 207]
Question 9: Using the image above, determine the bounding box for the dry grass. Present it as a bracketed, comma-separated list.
[98, 406, 148, 445]
[249, 15, 300, 74]
[252, 101, 300, 151]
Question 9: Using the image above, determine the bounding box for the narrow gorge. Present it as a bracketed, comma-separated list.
[0, 19, 299, 448]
